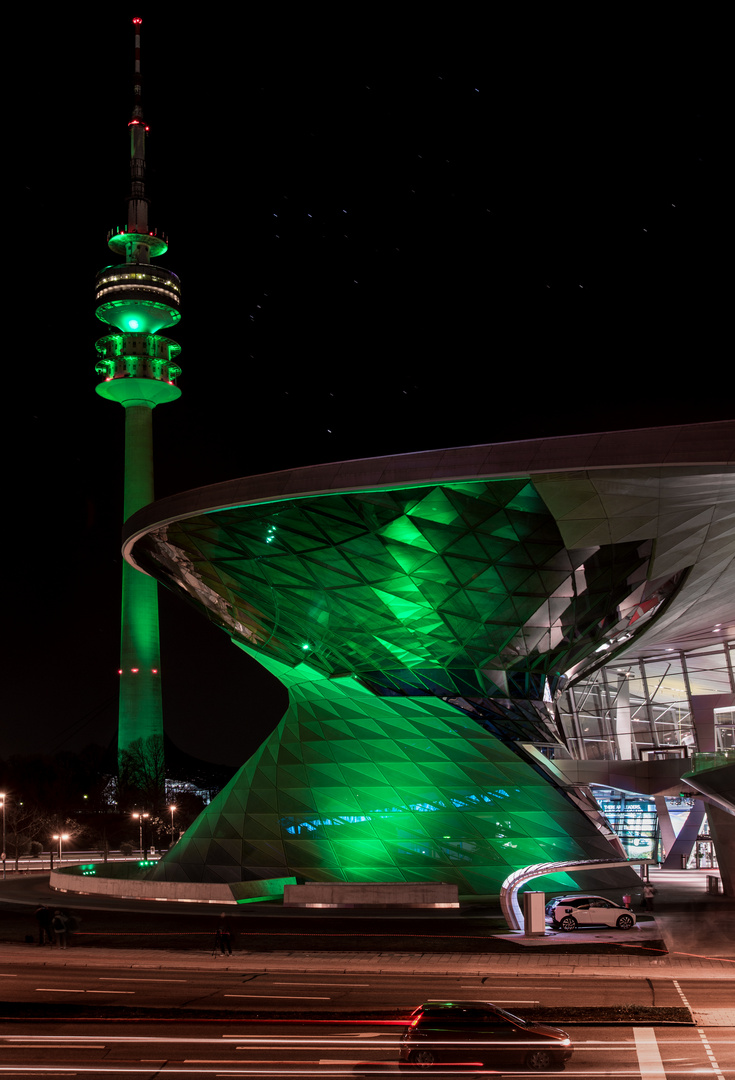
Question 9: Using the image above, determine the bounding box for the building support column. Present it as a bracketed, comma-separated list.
[656, 797, 706, 869]
[610, 672, 633, 760]
[705, 804, 735, 896]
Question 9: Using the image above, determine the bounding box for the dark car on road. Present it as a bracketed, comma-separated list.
[399, 1000, 573, 1070]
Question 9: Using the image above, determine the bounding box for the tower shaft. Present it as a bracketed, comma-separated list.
[118, 403, 162, 760]
[123, 403, 154, 522]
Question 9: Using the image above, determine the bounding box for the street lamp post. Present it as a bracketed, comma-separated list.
[0, 793, 6, 880]
[52, 833, 69, 864]
[132, 812, 149, 857]
[169, 804, 177, 844]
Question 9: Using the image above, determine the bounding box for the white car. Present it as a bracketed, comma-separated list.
[545, 894, 636, 931]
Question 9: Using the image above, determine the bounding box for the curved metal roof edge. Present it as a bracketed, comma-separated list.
[122, 419, 735, 566]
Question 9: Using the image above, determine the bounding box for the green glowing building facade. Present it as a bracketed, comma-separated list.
[120, 425, 735, 894]
[95, 18, 181, 780]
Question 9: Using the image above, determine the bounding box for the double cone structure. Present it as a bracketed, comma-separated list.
[122, 436, 731, 895]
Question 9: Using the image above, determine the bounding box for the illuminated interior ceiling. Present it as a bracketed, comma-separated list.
[123, 421, 735, 889]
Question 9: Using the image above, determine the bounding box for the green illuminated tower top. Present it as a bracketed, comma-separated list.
[94, 16, 182, 427]
[95, 17, 180, 799]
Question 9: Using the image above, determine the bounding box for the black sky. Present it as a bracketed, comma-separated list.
[7, 8, 728, 767]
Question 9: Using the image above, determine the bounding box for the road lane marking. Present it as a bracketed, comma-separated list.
[223, 994, 331, 1000]
[698, 1028, 726, 1079]
[634, 1027, 665, 1078]
[673, 978, 693, 1009]
[99, 976, 187, 982]
[272, 981, 369, 986]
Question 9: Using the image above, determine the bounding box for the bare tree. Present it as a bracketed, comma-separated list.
[119, 735, 165, 810]
[3, 800, 50, 870]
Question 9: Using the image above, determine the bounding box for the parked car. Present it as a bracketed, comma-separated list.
[399, 1000, 573, 1070]
[545, 894, 636, 931]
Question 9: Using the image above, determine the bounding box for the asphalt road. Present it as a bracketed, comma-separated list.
[0, 963, 695, 1012]
[2, 965, 735, 1076]
[2, 1018, 735, 1076]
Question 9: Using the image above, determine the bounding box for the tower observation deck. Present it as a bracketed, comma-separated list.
[95, 17, 181, 799]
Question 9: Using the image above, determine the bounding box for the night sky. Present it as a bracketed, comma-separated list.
[7, 8, 727, 768]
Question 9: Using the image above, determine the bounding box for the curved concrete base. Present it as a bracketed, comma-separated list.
[50, 865, 294, 905]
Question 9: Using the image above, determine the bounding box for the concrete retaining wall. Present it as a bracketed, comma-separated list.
[283, 881, 459, 908]
[50, 865, 296, 905]
[50, 868, 239, 904]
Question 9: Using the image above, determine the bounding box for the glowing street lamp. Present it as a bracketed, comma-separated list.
[132, 812, 149, 857]
[53, 833, 70, 863]
[169, 804, 177, 843]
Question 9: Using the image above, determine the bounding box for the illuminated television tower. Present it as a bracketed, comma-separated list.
[94, 17, 181, 793]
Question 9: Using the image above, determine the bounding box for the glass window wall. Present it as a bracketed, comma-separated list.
[557, 641, 734, 761]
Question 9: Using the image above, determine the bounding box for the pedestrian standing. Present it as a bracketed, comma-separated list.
[215, 913, 233, 956]
[52, 910, 68, 949]
[643, 883, 655, 911]
[34, 904, 54, 946]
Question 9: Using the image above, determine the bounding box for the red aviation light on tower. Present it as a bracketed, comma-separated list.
[132, 17, 142, 25]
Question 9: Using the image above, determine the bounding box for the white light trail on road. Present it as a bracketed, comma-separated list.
[34, 987, 133, 994]
[2, 1044, 104, 1049]
[225, 1037, 402, 1045]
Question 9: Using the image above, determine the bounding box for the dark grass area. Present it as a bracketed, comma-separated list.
[0, 1002, 693, 1024]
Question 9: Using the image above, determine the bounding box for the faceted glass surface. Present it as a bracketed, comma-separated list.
[136, 478, 679, 891]
[151, 651, 623, 892]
